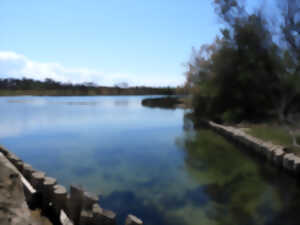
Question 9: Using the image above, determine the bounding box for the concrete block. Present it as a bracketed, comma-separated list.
[266, 147, 275, 161]
[293, 157, 300, 174]
[42, 176, 57, 210]
[53, 184, 67, 216]
[125, 215, 143, 225]
[31, 171, 46, 190]
[15, 161, 24, 173]
[102, 209, 117, 225]
[22, 163, 36, 181]
[79, 209, 93, 225]
[67, 185, 84, 225]
[0, 145, 9, 156]
[91, 204, 116, 225]
[82, 192, 99, 210]
[283, 153, 295, 171]
[6, 153, 21, 166]
[272, 149, 285, 166]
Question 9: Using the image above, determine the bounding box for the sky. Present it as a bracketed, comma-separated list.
[0, 0, 264, 87]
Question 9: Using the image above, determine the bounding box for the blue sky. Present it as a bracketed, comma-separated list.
[0, 0, 264, 87]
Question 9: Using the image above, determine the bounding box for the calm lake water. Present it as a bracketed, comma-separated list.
[0, 96, 300, 225]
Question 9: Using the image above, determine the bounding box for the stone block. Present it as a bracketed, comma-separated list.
[42, 176, 57, 211]
[67, 185, 84, 225]
[283, 153, 295, 171]
[52, 184, 67, 216]
[31, 171, 45, 190]
[272, 149, 285, 166]
[22, 163, 36, 181]
[91, 205, 116, 225]
[0, 145, 9, 156]
[293, 157, 300, 174]
[79, 209, 93, 225]
[82, 192, 99, 210]
[125, 214, 143, 225]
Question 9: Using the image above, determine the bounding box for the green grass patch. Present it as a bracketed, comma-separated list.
[247, 124, 292, 146]
[245, 123, 300, 155]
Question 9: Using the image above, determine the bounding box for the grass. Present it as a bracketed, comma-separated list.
[243, 123, 300, 155]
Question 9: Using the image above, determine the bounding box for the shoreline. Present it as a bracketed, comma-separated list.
[203, 120, 300, 175]
[0, 93, 176, 97]
[0, 146, 143, 225]
[141, 96, 188, 109]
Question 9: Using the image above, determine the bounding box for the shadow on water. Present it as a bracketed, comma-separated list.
[141, 97, 182, 110]
[8, 94, 300, 225]
[176, 114, 300, 225]
[254, 156, 300, 225]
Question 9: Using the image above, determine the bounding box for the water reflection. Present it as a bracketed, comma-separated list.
[0, 97, 300, 225]
[0, 96, 178, 138]
[176, 116, 300, 225]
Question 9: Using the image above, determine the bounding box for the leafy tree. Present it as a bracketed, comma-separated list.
[186, 0, 300, 123]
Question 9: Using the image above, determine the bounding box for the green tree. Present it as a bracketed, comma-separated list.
[186, 0, 300, 123]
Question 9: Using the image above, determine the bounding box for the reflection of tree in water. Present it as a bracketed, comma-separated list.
[91, 113, 300, 225]
[183, 112, 194, 131]
[177, 114, 286, 225]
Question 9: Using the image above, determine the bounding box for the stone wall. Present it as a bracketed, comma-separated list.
[0, 152, 49, 225]
[0, 146, 143, 225]
[207, 121, 300, 174]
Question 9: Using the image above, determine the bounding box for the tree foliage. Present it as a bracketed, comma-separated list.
[185, 0, 300, 123]
[0, 77, 175, 96]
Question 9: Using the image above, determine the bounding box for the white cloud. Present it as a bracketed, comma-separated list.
[0, 51, 184, 87]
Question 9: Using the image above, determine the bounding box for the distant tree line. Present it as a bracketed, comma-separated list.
[0, 77, 175, 96]
[185, 0, 300, 123]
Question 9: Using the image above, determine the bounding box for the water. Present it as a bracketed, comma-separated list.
[0, 96, 300, 225]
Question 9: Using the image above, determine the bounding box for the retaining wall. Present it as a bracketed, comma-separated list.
[207, 121, 300, 174]
[0, 146, 143, 225]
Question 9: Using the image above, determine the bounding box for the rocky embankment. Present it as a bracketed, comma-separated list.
[0, 146, 143, 225]
[0, 152, 51, 225]
[208, 121, 300, 174]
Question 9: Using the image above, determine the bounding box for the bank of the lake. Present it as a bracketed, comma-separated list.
[148, 97, 300, 174]
[0, 146, 141, 225]
[1, 96, 300, 225]
[0, 90, 174, 96]
[203, 120, 300, 174]
[0, 150, 52, 225]
[141, 96, 188, 109]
